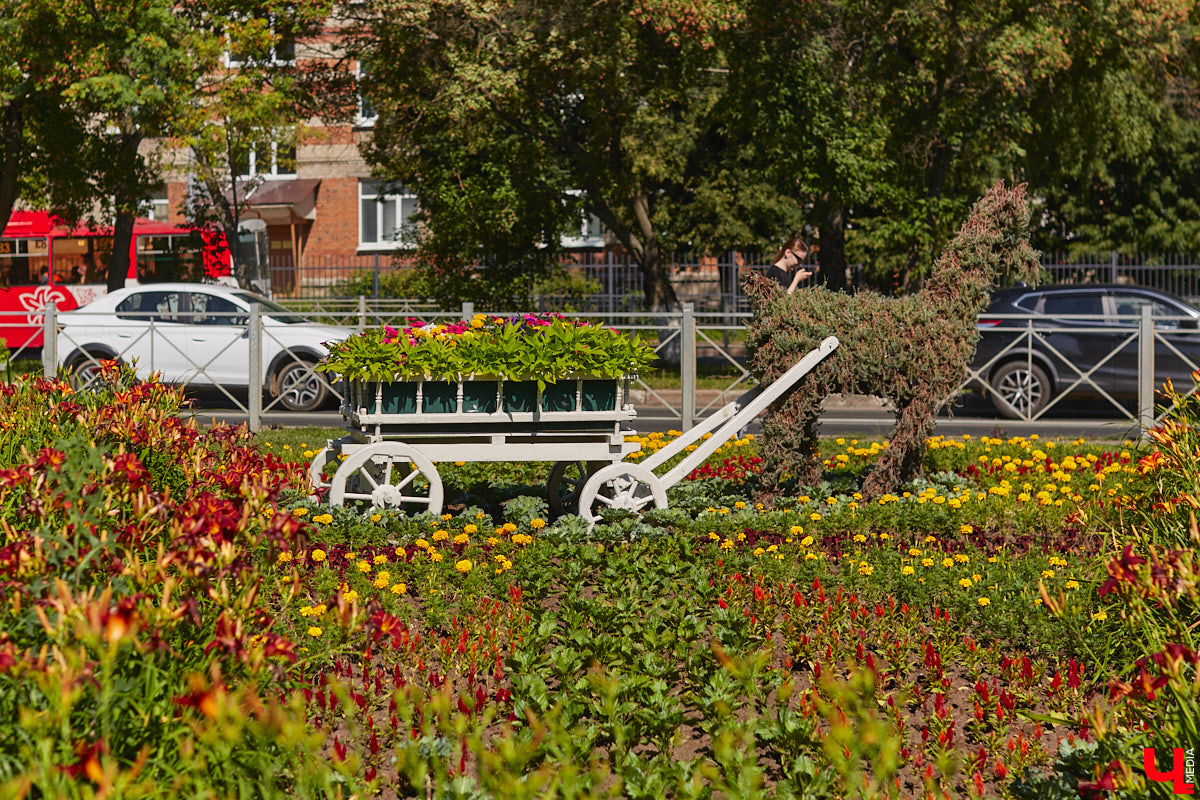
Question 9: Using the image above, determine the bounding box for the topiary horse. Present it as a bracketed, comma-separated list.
[744, 180, 1040, 499]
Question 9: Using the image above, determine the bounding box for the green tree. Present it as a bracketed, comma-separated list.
[357, 0, 743, 311]
[717, 0, 1192, 290]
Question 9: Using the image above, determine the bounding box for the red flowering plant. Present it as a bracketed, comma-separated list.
[0, 370, 365, 795]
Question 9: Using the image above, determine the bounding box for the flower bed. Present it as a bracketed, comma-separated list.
[1, 367, 1195, 797]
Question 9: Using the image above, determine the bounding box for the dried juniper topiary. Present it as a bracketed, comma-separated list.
[744, 180, 1040, 499]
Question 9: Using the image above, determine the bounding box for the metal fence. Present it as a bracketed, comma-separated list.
[22, 301, 1194, 434]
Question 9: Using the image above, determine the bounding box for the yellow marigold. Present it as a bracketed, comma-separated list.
[789, 525, 804, 535]
[858, 563, 874, 576]
[433, 529, 449, 542]
[942, 557, 955, 568]
[311, 549, 326, 563]
[901, 566, 915, 576]
[530, 518, 546, 529]
[374, 554, 387, 565]
[800, 536, 814, 547]
[370, 513, 382, 523]
[1065, 580, 1080, 590]
[1042, 569, 1055, 579]
[456, 559, 473, 573]
[720, 539, 734, 550]
[512, 533, 533, 546]
[503, 522, 517, 533]
[954, 553, 969, 563]
[357, 560, 372, 573]
[343, 590, 358, 603]
[977, 597, 991, 606]
[415, 539, 430, 550]
[430, 551, 444, 563]
[908, 548, 922, 557]
[441, 513, 453, 521]
[391, 583, 407, 595]
[308, 626, 322, 637]
[959, 525, 974, 534]
[453, 533, 469, 546]
[277, 551, 293, 564]
[292, 508, 309, 517]
[753, 547, 765, 557]
[805, 552, 819, 561]
[486, 536, 499, 546]
[464, 523, 478, 534]
[958, 578, 973, 588]
[1092, 610, 1107, 621]
[373, 571, 391, 589]
[809, 513, 822, 521]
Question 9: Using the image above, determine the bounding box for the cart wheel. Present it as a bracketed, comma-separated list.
[547, 460, 609, 517]
[329, 442, 444, 515]
[307, 437, 354, 495]
[578, 463, 668, 526]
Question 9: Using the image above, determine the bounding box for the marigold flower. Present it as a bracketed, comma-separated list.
[370, 513, 382, 523]
[942, 558, 955, 568]
[1042, 569, 1055, 578]
[430, 551, 443, 562]
[512, 533, 533, 546]
[311, 549, 326, 563]
[901, 566, 915, 576]
[959, 578, 973, 588]
[959, 525, 974, 534]
[357, 560, 372, 573]
[977, 597, 991, 606]
[292, 508, 309, 517]
[313, 513, 333, 524]
[432, 529, 449, 542]
[858, 563, 874, 576]
[343, 590, 359, 603]
[277, 551, 293, 564]
[790, 525, 804, 535]
[308, 626, 322, 637]
[800, 536, 813, 547]
[464, 523, 478, 534]
[753, 547, 765, 557]
[453, 533, 469, 545]
[530, 518, 546, 529]
[415, 539, 430, 550]
[1065, 580, 1079, 590]
[391, 583, 407, 595]
[1092, 610, 1107, 621]
[486, 536, 499, 546]
[373, 571, 391, 589]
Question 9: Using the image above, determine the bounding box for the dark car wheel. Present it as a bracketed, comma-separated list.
[273, 360, 330, 412]
[989, 360, 1051, 419]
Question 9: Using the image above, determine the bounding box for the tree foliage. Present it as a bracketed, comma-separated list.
[356, 0, 743, 310]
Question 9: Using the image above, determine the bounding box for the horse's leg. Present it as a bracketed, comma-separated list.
[758, 392, 823, 500]
[862, 396, 937, 498]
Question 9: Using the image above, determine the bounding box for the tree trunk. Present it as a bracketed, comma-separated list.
[630, 186, 677, 312]
[107, 132, 143, 290]
[0, 98, 24, 245]
[817, 194, 848, 292]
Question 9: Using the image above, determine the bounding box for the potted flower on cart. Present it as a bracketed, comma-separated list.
[318, 312, 657, 416]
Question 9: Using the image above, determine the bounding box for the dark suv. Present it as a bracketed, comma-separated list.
[970, 285, 1200, 418]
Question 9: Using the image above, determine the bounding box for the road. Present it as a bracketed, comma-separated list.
[185, 394, 1146, 442]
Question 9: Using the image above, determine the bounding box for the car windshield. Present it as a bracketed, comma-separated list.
[231, 292, 310, 324]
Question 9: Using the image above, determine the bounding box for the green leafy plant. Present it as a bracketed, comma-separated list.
[318, 312, 656, 385]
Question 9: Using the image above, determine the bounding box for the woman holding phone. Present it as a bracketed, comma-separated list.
[765, 236, 816, 295]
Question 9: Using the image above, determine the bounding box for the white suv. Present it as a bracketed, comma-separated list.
[55, 283, 351, 411]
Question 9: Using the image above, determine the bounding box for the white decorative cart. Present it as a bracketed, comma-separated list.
[310, 336, 839, 525]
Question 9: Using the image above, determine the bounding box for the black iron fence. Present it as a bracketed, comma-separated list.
[270, 251, 1200, 307]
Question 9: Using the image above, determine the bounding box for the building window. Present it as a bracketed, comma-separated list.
[227, 13, 296, 66]
[356, 62, 377, 126]
[359, 180, 418, 248]
[232, 136, 297, 179]
[140, 185, 170, 222]
[561, 190, 606, 248]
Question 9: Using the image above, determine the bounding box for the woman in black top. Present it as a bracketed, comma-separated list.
[764, 237, 815, 295]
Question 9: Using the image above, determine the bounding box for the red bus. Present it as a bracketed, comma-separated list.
[0, 210, 230, 350]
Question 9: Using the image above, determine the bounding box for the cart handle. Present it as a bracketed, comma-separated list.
[652, 336, 839, 489]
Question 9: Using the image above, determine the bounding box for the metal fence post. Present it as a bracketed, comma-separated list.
[357, 295, 367, 332]
[461, 301, 474, 322]
[249, 303, 262, 433]
[42, 302, 57, 378]
[372, 254, 381, 299]
[681, 302, 696, 430]
[1138, 304, 1155, 435]
[1110, 251, 1118, 284]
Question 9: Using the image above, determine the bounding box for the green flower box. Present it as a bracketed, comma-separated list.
[541, 381, 577, 412]
[422, 381, 458, 414]
[581, 380, 617, 411]
[502, 381, 538, 413]
[364, 382, 417, 414]
[462, 381, 499, 413]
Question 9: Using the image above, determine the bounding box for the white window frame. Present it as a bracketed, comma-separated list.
[235, 138, 297, 181]
[225, 13, 296, 68]
[356, 62, 377, 127]
[561, 190, 606, 248]
[358, 179, 419, 250]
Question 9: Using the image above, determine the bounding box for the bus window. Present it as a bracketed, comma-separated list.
[0, 238, 50, 285]
[54, 237, 111, 284]
[137, 233, 205, 282]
